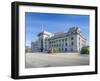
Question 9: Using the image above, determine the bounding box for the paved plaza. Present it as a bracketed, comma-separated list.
[25, 52, 89, 68]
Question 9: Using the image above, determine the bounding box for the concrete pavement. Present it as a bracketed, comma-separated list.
[25, 52, 89, 68]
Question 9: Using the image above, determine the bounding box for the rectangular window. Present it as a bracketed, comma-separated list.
[71, 42, 74, 46]
[59, 48, 60, 51]
[66, 43, 67, 46]
[62, 48, 63, 51]
[62, 44, 64, 46]
[65, 38, 67, 41]
[71, 37, 74, 40]
[71, 48, 73, 51]
[62, 39, 64, 42]
[57, 44, 58, 47]
[65, 48, 67, 51]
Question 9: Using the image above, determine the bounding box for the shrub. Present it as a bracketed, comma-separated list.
[47, 48, 60, 54]
[80, 45, 89, 54]
[47, 48, 53, 53]
[53, 49, 59, 53]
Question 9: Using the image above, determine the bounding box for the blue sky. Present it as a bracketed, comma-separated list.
[25, 12, 89, 47]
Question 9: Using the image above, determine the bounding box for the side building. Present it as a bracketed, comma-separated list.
[31, 27, 87, 53]
[31, 41, 39, 52]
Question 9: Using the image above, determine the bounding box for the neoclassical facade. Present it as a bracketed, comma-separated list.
[31, 27, 86, 52]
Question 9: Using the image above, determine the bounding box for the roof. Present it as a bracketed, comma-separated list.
[50, 32, 67, 39]
[37, 31, 53, 36]
[37, 27, 86, 40]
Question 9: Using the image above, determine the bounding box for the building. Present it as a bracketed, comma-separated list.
[31, 41, 39, 52]
[25, 46, 32, 53]
[31, 27, 86, 52]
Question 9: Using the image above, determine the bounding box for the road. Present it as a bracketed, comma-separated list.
[25, 52, 89, 68]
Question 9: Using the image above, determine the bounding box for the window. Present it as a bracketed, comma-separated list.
[56, 40, 58, 43]
[49, 41, 51, 44]
[50, 44, 51, 47]
[71, 32, 74, 34]
[59, 40, 60, 42]
[56, 44, 58, 47]
[54, 45, 55, 47]
[65, 48, 67, 51]
[62, 44, 64, 46]
[59, 44, 61, 47]
[45, 41, 46, 44]
[62, 48, 63, 51]
[45, 45, 47, 48]
[65, 38, 67, 41]
[55, 44, 57, 47]
[66, 43, 67, 46]
[71, 37, 74, 40]
[71, 42, 74, 46]
[79, 37, 80, 40]
[62, 39, 64, 42]
[71, 48, 73, 51]
[52, 45, 53, 47]
[59, 48, 60, 51]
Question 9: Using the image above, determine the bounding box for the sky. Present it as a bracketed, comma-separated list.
[25, 12, 89, 47]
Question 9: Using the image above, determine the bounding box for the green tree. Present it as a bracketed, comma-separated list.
[80, 45, 89, 54]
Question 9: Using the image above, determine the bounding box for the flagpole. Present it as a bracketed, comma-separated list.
[42, 24, 44, 32]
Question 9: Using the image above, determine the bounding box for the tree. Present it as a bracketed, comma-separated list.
[80, 45, 89, 54]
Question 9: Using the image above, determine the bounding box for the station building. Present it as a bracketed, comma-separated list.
[31, 27, 86, 52]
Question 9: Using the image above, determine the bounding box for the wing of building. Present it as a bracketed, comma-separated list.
[31, 27, 87, 53]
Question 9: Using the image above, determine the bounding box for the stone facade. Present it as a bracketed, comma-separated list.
[31, 27, 86, 52]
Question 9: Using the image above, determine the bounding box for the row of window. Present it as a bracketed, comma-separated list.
[46, 42, 74, 48]
[44, 48, 74, 52]
[50, 42, 74, 47]
[49, 37, 74, 44]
